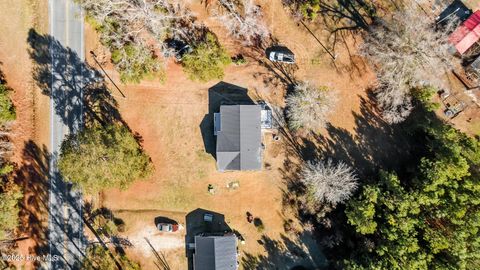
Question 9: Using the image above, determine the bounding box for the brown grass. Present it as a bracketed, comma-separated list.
[86, 0, 379, 269]
[0, 0, 50, 269]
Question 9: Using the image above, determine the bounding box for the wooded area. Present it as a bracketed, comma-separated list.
[0, 73, 21, 244]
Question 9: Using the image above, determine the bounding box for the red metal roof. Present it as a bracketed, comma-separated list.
[449, 10, 480, 54]
[463, 10, 480, 30]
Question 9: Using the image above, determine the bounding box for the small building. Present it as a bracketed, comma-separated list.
[449, 10, 480, 55]
[193, 235, 238, 270]
[214, 105, 262, 171]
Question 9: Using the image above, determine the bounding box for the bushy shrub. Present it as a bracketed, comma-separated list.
[59, 124, 153, 194]
[0, 84, 16, 125]
[182, 33, 231, 82]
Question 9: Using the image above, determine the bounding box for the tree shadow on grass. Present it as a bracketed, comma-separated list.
[275, 91, 423, 268]
[242, 230, 327, 270]
[280, 91, 414, 182]
[284, 0, 381, 32]
[13, 141, 50, 268]
[82, 205, 134, 261]
[26, 28, 138, 134]
[24, 28, 151, 268]
[13, 140, 92, 269]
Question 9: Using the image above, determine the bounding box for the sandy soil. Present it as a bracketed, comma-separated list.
[0, 0, 50, 163]
[106, 210, 188, 269]
[127, 226, 184, 255]
[0, 0, 50, 269]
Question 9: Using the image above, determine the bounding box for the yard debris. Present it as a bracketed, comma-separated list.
[246, 212, 253, 223]
[227, 180, 240, 190]
[207, 184, 215, 194]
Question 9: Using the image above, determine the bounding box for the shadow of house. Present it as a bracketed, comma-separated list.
[185, 208, 233, 270]
[200, 82, 255, 158]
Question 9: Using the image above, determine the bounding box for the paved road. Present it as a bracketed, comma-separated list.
[48, 0, 85, 269]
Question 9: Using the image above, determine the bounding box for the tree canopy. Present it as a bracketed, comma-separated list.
[80, 0, 194, 83]
[110, 42, 164, 83]
[58, 124, 153, 194]
[344, 114, 480, 269]
[301, 159, 358, 205]
[361, 5, 458, 123]
[0, 79, 20, 241]
[182, 33, 231, 82]
[214, 0, 270, 46]
[285, 82, 337, 131]
[80, 245, 142, 270]
[0, 83, 16, 125]
[0, 179, 22, 240]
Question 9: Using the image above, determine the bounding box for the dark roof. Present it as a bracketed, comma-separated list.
[216, 105, 262, 171]
[193, 235, 238, 270]
[436, 0, 472, 24]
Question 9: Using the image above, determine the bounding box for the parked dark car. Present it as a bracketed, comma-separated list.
[165, 39, 192, 61]
[157, 222, 179, 232]
[267, 46, 295, 64]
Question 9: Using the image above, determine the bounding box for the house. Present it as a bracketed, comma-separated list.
[214, 105, 262, 171]
[436, 0, 472, 25]
[452, 53, 480, 89]
[193, 235, 238, 270]
[449, 10, 480, 55]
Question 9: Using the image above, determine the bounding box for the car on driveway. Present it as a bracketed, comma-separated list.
[268, 46, 295, 64]
[157, 222, 179, 232]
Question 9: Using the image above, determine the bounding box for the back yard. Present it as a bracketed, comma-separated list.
[81, 1, 397, 269]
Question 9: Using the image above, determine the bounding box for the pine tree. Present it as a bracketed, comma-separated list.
[58, 124, 153, 194]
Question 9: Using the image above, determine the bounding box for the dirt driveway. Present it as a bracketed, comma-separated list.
[109, 210, 188, 269]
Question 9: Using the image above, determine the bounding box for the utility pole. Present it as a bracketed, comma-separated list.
[89, 51, 126, 98]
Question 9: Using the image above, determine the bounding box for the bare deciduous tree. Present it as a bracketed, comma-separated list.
[300, 159, 358, 205]
[81, 0, 193, 41]
[285, 82, 337, 131]
[361, 5, 459, 123]
[214, 0, 270, 45]
[79, 0, 195, 81]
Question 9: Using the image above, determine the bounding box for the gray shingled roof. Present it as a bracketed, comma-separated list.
[193, 235, 238, 270]
[216, 105, 262, 171]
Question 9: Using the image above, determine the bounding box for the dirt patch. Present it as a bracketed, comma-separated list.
[109, 210, 188, 269]
[128, 226, 184, 255]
